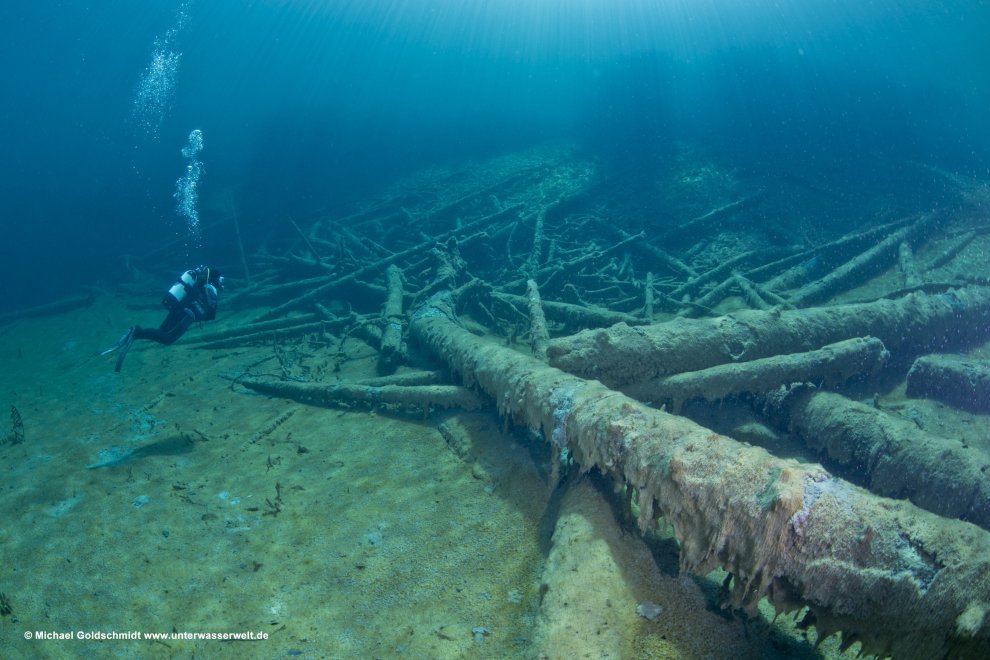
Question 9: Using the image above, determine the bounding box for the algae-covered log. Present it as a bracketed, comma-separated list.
[410, 291, 990, 659]
[765, 388, 990, 531]
[241, 377, 483, 412]
[907, 354, 990, 413]
[193, 321, 329, 349]
[928, 229, 977, 270]
[643, 272, 655, 320]
[0, 292, 95, 325]
[353, 370, 445, 387]
[788, 217, 926, 306]
[899, 241, 922, 288]
[378, 264, 406, 373]
[526, 279, 550, 359]
[184, 314, 319, 344]
[676, 275, 737, 318]
[548, 286, 990, 389]
[496, 292, 643, 328]
[732, 272, 772, 311]
[669, 250, 763, 302]
[627, 336, 888, 411]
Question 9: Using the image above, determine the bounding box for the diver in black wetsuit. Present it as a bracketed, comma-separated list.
[102, 265, 223, 371]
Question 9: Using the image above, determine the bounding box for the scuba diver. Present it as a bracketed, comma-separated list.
[101, 265, 223, 372]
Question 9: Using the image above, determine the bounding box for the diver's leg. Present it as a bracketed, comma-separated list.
[134, 310, 192, 345]
[156, 310, 195, 345]
[133, 325, 173, 345]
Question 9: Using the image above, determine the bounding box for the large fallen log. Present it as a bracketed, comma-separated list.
[0, 292, 95, 325]
[378, 264, 406, 373]
[410, 291, 990, 658]
[763, 387, 990, 531]
[907, 354, 990, 413]
[240, 377, 483, 412]
[928, 230, 977, 270]
[525, 279, 550, 359]
[749, 218, 911, 290]
[352, 370, 445, 387]
[547, 286, 990, 389]
[788, 217, 928, 306]
[627, 336, 888, 411]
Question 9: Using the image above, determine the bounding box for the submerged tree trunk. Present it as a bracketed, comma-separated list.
[410, 290, 990, 659]
[547, 286, 990, 389]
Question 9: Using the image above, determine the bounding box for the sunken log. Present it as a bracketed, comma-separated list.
[378, 264, 406, 373]
[788, 217, 927, 306]
[628, 336, 888, 411]
[547, 286, 990, 389]
[764, 387, 990, 531]
[0, 292, 95, 325]
[907, 354, 990, 413]
[526, 279, 550, 359]
[410, 291, 990, 658]
[183, 314, 320, 344]
[241, 378, 483, 412]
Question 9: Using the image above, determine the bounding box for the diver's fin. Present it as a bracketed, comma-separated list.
[100, 328, 133, 356]
[113, 328, 136, 372]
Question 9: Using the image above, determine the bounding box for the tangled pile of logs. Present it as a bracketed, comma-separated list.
[178, 143, 990, 656]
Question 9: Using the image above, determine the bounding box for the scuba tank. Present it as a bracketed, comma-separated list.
[163, 269, 200, 309]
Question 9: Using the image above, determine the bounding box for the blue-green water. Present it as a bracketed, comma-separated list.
[1, 0, 987, 311]
[2, 3, 990, 657]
